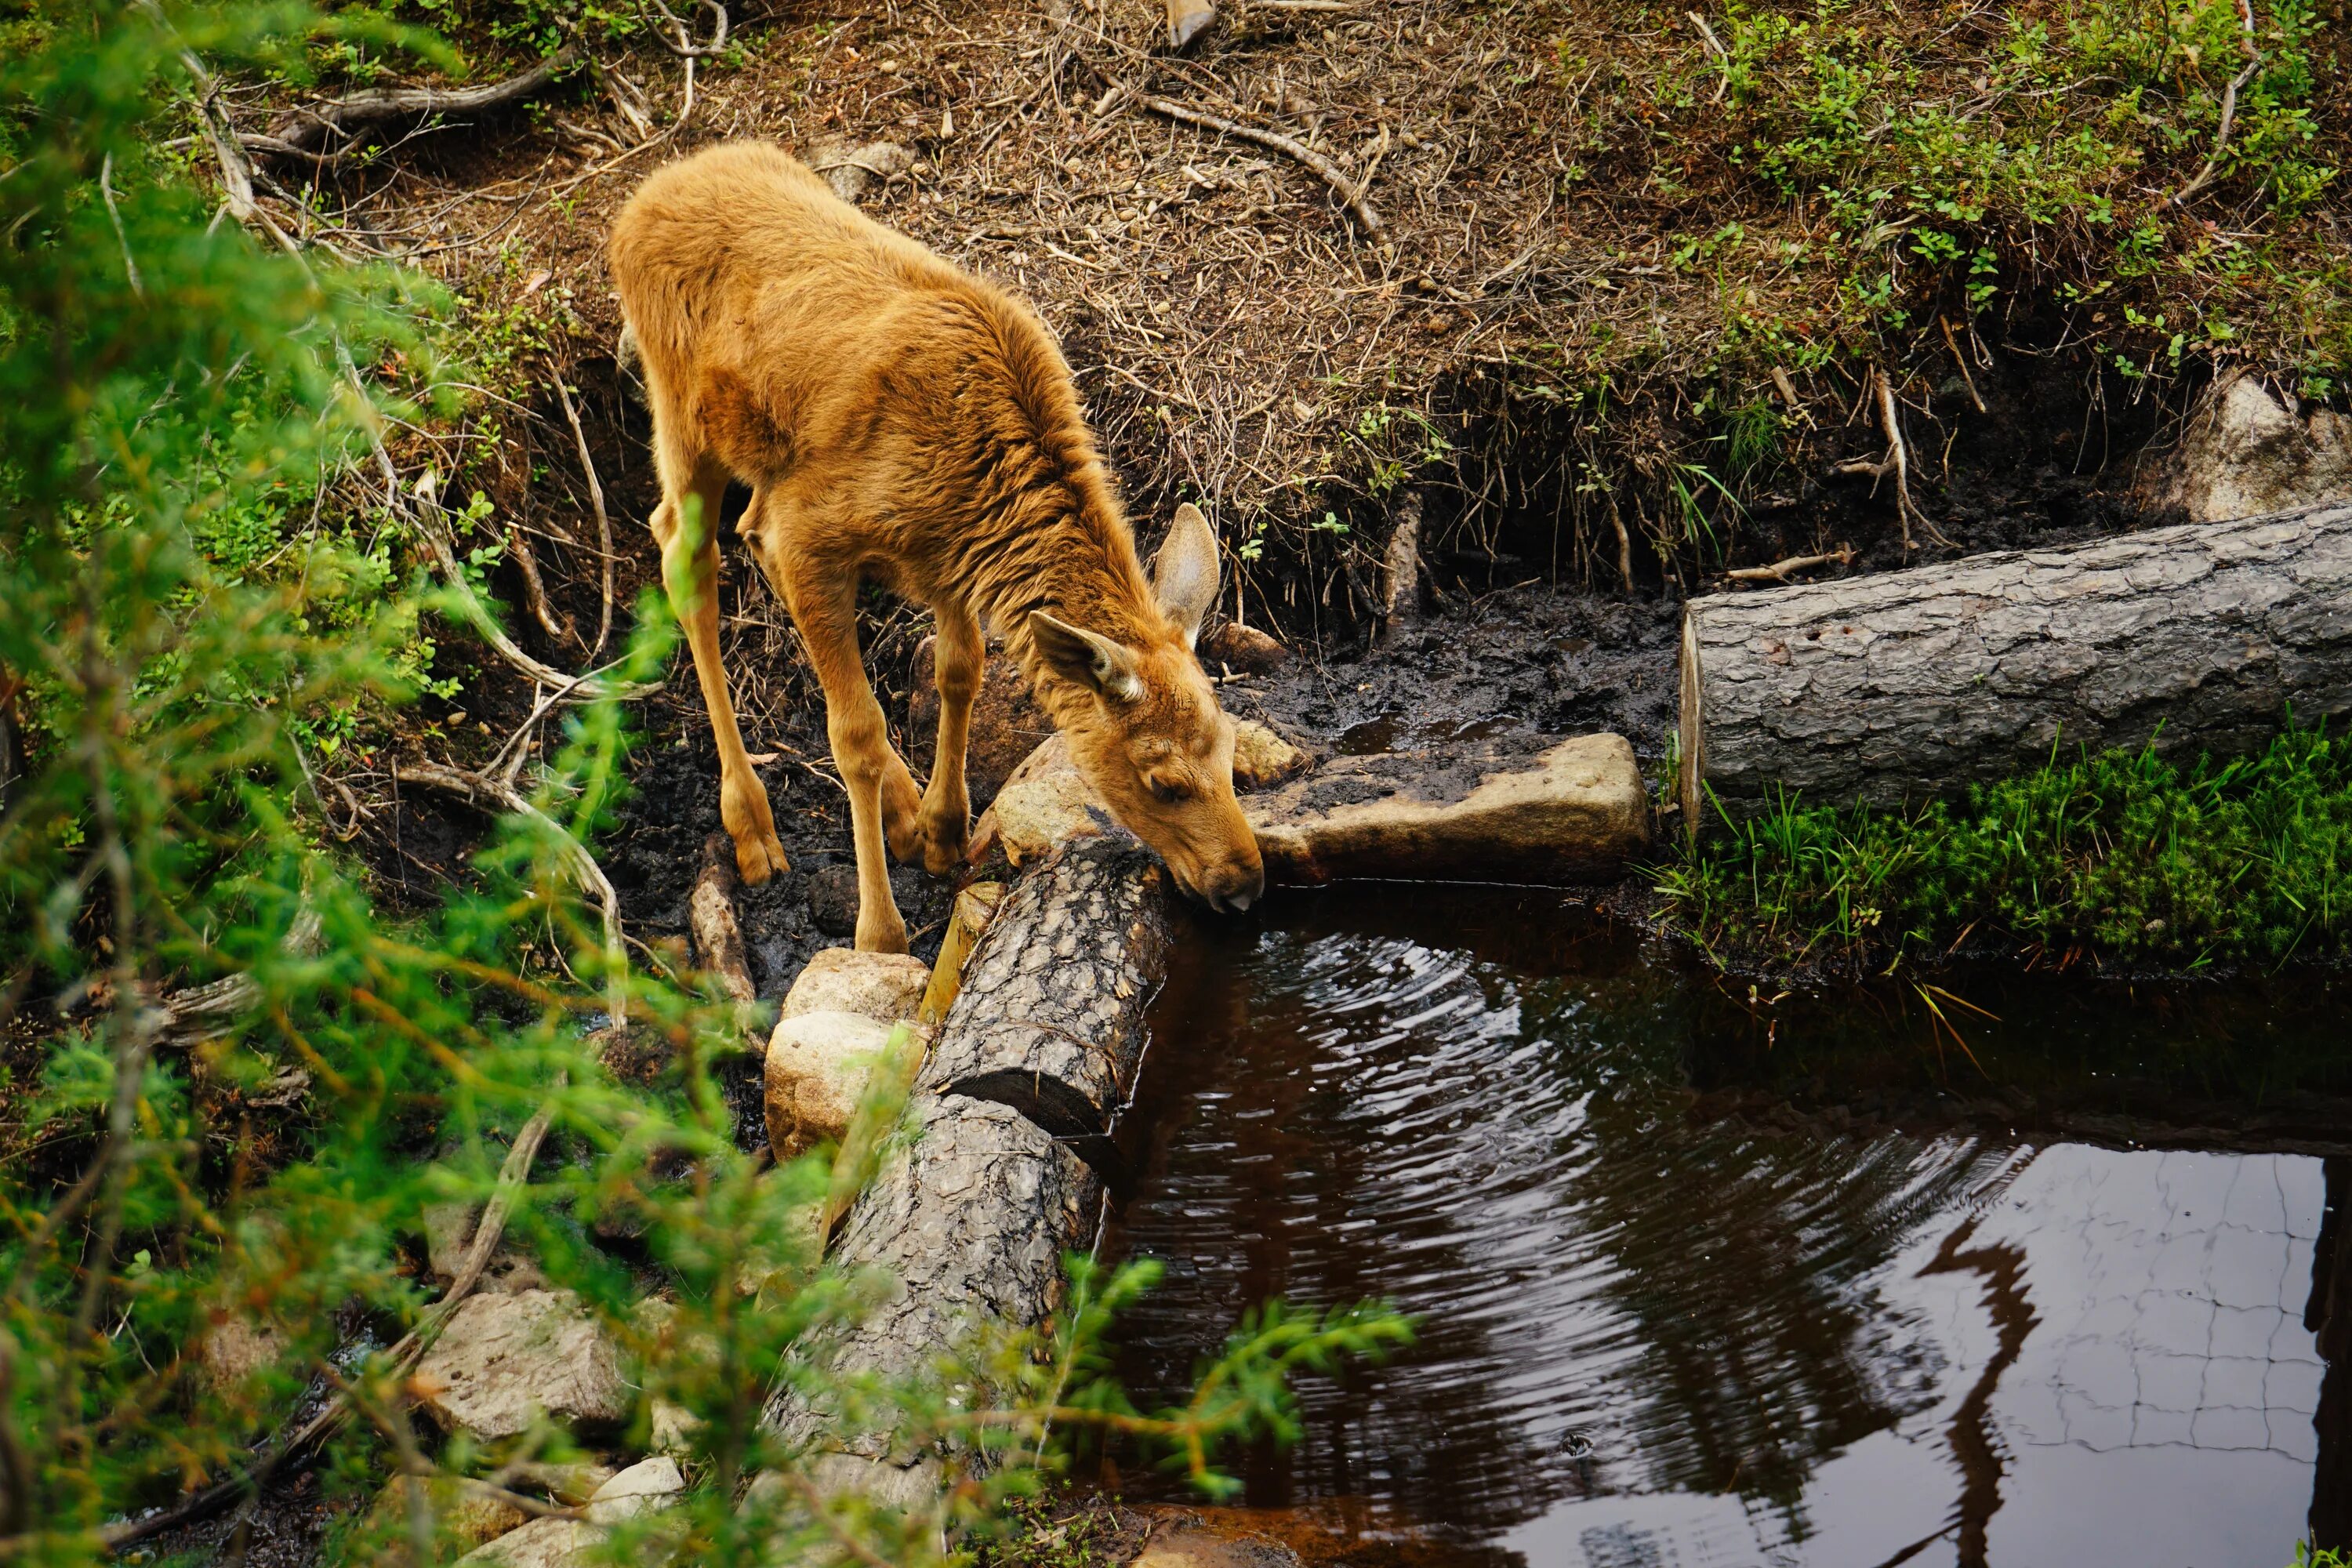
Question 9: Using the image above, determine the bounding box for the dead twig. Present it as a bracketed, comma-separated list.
[411, 470, 656, 702]
[637, 0, 730, 60]
[553, 378, 619, 665]
[394, 761, 627, 1022]
[1725, 545, 1856, 583]
[264, 45, 581, 158]
[1131, 91, 1388, 245]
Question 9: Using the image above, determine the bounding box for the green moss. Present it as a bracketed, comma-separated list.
[1657, 718, 2352, 971]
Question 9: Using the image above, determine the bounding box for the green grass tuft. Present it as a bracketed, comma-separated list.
[1657, 719, 2352, 971]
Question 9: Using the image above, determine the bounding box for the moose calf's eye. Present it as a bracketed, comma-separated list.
[1148, 775, 1192, 806]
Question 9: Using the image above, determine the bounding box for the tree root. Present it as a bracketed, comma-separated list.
[1725, 545, 1856, 584]
[1831, 367, 1953, 550]
[1131, 90, 1388, 246]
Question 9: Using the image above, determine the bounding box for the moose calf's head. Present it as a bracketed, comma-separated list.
[1029, 503, 1267, 913]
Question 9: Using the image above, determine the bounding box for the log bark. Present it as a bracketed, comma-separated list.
[760, 1094, 1099, 1450]
[1678, 503, 2352, 826]
[916, 837, 1175, 1174]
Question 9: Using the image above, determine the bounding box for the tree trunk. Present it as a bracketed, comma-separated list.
[1678, 503, 2352, 826]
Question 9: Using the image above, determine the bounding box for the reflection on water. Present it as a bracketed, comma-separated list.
[1107, 888, 2352, 1567]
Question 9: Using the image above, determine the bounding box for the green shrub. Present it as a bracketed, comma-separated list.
[0, 7, 1404, 1563]
[1658, 720, 2352, 970]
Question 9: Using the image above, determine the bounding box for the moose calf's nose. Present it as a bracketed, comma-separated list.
[1200, 858, 1265, 914]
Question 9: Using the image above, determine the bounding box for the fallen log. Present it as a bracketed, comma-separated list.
[916, 837, 1175, 1171]
[1676, 503, 2352, 826]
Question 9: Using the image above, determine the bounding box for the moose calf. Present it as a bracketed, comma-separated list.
[609, 143, 1264, 953]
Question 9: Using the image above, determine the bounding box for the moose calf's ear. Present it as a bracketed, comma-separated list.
[1152, 503, 1221, 649]
[1030, 611, 1145, 703]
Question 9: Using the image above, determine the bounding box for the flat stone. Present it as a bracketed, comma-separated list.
[1132, 1527, 1301, 1568]
[453, 1457, 686, 1568]
[764, 1009, 913, 1156]
[1247, 732, 1650, 884]
[414, 1289, 629, 1442]
[423, 1200, 547, 1295]
[780, 947, 930, 1024]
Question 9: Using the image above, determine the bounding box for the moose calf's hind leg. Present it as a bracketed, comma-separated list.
[916, 607, 982, 874]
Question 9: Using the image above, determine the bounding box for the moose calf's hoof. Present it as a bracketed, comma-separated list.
[733, 832, 788, 886]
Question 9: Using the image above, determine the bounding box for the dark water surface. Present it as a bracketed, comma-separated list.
[1106, 888, 2352, 1568]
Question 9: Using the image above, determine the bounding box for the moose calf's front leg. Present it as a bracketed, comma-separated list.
[916, 608, 982, 874]
[790, 586, 910, 953]
[655, 484, 787, 885]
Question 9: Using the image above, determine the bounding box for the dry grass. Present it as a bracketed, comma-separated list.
[224, 0, 2351, 647]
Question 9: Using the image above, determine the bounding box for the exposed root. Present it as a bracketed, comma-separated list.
[394, 760, 628, 1022]
[1940, 317, 1988, 416]
[1725, 545, 1856, 584]
[1832, 367, 1954, 550]
[553, 377, 619, 664]
[506, 521, 577, 647]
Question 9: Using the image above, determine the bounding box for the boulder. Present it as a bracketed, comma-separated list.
[413, 1289, 630, 1442]
[906, 633, 1054, 808]
[1247, 733, 1650, 884]
[455, 1457, 685, 1568]
[2150, 373, 2352, 523]
[764, 1011, 906, 1156]
[362, 1476, 527, 1558]
[766, 948, 933, 1157]
[779, 948, 930, 1024]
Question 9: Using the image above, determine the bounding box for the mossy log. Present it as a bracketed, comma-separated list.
[1678, 503, 2352, 826]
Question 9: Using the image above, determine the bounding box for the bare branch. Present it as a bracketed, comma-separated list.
[1131, 91, 1388, 246]
[264, 45, 581, 157]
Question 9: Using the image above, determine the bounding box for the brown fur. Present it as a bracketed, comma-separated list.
[609, 142, 1263, 952]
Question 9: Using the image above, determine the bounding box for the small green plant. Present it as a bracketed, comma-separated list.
[1657, 720, 2352, 971]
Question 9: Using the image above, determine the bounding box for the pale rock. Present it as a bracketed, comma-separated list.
[414, 1289, 629, 1441]
[808, 137, 912, 204]
[361, 1476, 527, 1557]
[2154, 373, 2352, 523]
[779, 948, 929, 1025]
[1132, 1527, 1301, 1568]
[453, 1457, 686, 1568]
[200, 1315, 288, 1392]
[1247, 732, 1650, 884]
[971, 733, 1109, 869]
[423, 1200, 547, 1294]
[764, 1010, 912, 1156]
